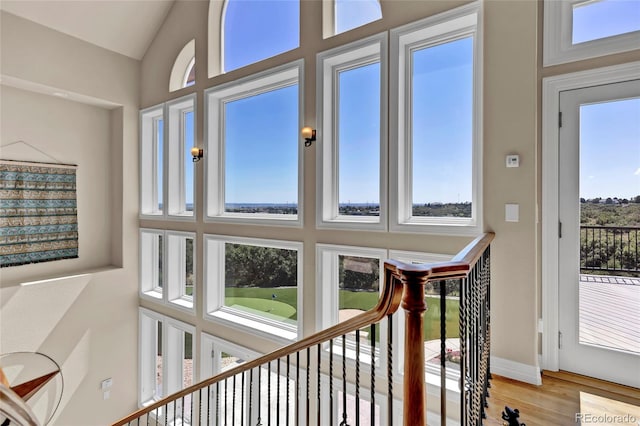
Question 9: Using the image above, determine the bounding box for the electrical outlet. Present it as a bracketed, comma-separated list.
[101, 378, 113, 390]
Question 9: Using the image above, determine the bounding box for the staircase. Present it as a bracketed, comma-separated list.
[114, 233, 494, 426]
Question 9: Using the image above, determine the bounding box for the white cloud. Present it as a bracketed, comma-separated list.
[635, 168, 640, 176]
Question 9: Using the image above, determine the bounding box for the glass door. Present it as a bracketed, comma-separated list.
[558, 79, 640, 387]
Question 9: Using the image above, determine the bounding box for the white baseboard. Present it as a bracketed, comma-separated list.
[490, 356, 542, 385]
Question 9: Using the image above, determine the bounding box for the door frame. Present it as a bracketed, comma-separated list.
[541, 61, 640, 372]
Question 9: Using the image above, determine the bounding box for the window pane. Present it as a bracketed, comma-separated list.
[224, 85, 298, 214]
[335, 0, 382, 35]
[158, 235, 163, 290]
[156, 321, 163, 398]
[185, 111, 194, 213]
[182, 331, 193, 423]
[156, 118, 164, 212]
[573, 0, 640, 44]
[424, 280, 461, 372]
[411, 37, 473, 218]
[224, 0, 299, 72]
[185, 60, 195, 87]
[224, 243, 298, 326]
[183, 332, 193, 388]
[338, 255, 379, 318]
[338, 62, 380, 216]
[185, 237, 194, 298]
[220, 351, 246, 373]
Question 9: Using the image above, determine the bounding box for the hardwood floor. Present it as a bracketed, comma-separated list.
[483, 371, 640, 426]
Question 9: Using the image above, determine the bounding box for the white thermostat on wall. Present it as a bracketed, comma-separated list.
[506, 154, 520, 168]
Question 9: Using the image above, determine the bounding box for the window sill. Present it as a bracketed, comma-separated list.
[205, 213, 301, 228]
[169, 297, 194, 313]
[141, 290, 163, 301]
[317, 215, 386, 231]
[390, 219, 481, 237]
[206, 309, 298, 343]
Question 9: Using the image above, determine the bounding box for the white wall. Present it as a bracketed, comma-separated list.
[0, 11, 140, 425]
[1, 86, 114, 275]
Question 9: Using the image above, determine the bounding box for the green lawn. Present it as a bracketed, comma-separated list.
[224, 287, 460, 342]
[225, 287, 298, 319]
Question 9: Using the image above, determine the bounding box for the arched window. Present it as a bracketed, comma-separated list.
[335, 0, 381, 35]
[184, 58, 195, 87]
[222, 0, 299, 73]
[169, 39, 195, 92]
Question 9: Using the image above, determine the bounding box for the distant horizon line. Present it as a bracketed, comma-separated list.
[178, 197, 637, 208]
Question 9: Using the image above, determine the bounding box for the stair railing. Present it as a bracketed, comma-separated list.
[113, 233, 494, 426]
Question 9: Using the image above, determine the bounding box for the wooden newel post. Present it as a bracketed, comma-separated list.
[401, 271, 429, 426]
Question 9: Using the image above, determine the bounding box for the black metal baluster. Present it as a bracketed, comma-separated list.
[355, 329, 360, 426]
[459, 275, 468, 425]
[370, 323, 376, 426]
[317, 344, 321, 426]
[440, 279, 447, 426]
[277, 359, 281, 426]
[216, 382, 220, 425]
[241, 372, 246, 426]
[296, 352, 300, 426]
[249, 369, 253, 426]
[330, 338, 334, 426]
[268, 362, 272, 426]
[340, 334, 348, 426]
[387, 315, 393, 426]
[286, 354, 291, 426]
[257, 366, 262, 426]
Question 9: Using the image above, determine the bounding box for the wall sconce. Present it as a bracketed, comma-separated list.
[191, 147, 203, 162]
[301, 127, 316, 147]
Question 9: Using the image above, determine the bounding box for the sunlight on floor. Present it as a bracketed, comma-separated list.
[579, 392, 640, 426]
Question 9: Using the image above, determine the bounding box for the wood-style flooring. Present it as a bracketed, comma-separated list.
[484, 371, 640, 426]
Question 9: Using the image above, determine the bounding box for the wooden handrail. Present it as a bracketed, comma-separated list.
[113, 232, 494, 426]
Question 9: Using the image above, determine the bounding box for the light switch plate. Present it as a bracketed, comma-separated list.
[505, 204, 519, 222]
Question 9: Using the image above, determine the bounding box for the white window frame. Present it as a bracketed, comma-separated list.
[389, 2, 483, 236]
[204, 234, 304, 342]
[316, 33, 388, 231]
[167, 93, 197, 221]
[139, 308, 196, 409]
[204, 61, 304, 227]
[166, 231, 196, 312]
[544, 0, 640, 66]
[140, 96, 197, 221]
[169, 39, 195, 92]
[200, 333, 261, 380]
[139, 308, 163, 406]
[316, 244, 388, 368]
[322, 0, 383, 39]
[140, 229, 196, 313]
[140, 229, 164, 301]
[541, 61, 640, 372]
[140, 105, 164, 218]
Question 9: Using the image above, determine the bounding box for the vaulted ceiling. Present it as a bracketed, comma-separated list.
[0, 0, 175, 60]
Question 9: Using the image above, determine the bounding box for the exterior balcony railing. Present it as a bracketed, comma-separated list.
[580, 225, 640, 275]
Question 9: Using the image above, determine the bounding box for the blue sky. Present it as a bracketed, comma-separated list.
[573, 0, 640, 44]
[180, 0, 639, 206]
[580, 98, 640, 199]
